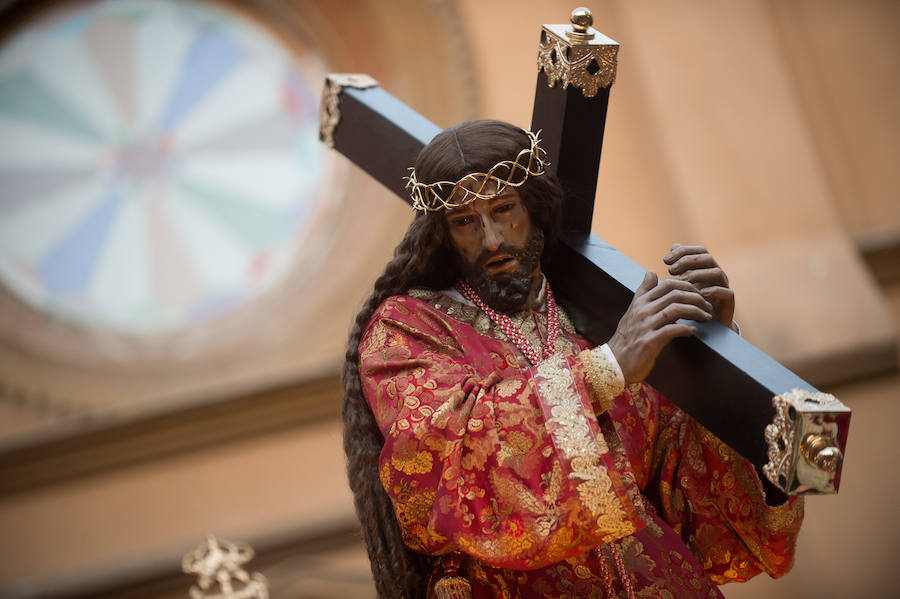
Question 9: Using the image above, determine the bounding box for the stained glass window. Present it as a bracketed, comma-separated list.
[0, 0, 338, 333]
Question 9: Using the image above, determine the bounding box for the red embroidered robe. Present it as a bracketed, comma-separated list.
[358, 289, 803, 598]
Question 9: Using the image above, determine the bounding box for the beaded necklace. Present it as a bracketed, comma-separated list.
[457, 279, 560, 366]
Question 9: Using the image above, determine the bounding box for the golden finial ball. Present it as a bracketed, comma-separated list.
[570, 7, 593, 32]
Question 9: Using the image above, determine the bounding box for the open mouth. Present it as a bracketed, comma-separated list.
[484, 254, 518, 273]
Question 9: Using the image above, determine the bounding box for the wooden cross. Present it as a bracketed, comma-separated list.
[318, 9, 850, 496]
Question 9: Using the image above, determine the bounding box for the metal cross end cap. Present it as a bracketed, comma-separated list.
[566, 7, 596, 41]
[538, 12, 619, 97]
[320, 73, 379, 148]
[763, 389, 851, 495]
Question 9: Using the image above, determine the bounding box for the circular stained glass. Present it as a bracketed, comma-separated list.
[0, 0, 337, 334]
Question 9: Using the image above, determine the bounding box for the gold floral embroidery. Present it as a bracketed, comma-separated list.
[498, 430, 534, 466]
[407, 288, 440, 301]
[392, 450, 434, 475]
[367, 322, 388, 352]
[457, 531, 537, 563]
[474, 312, 492, 334]
[511, 310, 577, 359]
[429, 386, 466, 431]
[543, 461, 564, 501]
[401, 489, 436, 524]
[380, 460, 392, 490]
[490, 470, 553, 518]
[460, 437, 493, 471]
[558, 307, 576, 335]
[496, 378, 523, 398]
[579, 347, 624, 414]
[535, 354, 637, 539]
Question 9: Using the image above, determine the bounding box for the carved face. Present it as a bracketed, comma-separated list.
[444, 185, 543, 313]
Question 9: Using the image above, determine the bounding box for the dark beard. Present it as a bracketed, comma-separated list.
[458, 228, 544, 314]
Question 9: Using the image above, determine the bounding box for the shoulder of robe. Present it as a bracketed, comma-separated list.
[366, 291, 451, 336]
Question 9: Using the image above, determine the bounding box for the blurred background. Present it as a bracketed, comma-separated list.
[0, 0, 897, 597]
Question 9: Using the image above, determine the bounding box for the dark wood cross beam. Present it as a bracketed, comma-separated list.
[319, 11, 850, 496]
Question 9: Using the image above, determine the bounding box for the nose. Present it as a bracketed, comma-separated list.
[481, 215, 504, 251]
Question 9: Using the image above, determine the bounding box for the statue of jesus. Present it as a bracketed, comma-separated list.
[342, 119, 803, 598]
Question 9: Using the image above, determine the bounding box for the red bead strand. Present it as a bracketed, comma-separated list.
[457, 281, 560, 366]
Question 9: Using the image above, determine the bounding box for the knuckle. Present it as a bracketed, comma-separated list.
[662, 279, 684, 292]
[678, 290, 700, 304]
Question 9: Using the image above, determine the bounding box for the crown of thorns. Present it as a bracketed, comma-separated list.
[406, 129, 548, 212]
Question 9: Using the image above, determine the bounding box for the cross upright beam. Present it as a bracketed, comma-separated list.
[530, 14, 619, 233]
[318, 10, 850, 496]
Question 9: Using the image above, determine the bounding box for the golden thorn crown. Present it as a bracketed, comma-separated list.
[406, 128, 549, 212]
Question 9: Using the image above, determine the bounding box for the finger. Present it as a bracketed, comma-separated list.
[642, 278, 700, 303]
[678, 267, 729, 288]
[650, 303, 713, 328]
[663, 244, 708, 265]
[648, 322, 697, 348]
[667, 252, 719, 275]
[699, 286, 734, 302]
[648, 286, 714, 314]
[634, 270, 658, 298]
[700, 286, 735, 326]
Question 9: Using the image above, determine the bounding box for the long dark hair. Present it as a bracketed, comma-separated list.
[341, 120, 563, 598]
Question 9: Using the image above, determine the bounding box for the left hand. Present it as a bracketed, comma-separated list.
[663, 244, 735, 330]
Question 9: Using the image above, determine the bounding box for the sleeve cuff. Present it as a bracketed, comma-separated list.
[579, 344, 626, 415]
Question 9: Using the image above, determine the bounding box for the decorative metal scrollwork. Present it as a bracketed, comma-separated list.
[183, 535, 269, 599]
[319, 73, 378, 148]
[536, 8, 618, 97]
[763, 394, 800, 490]
[537, 36, 617, 97]
[763, 388, 847, 495]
